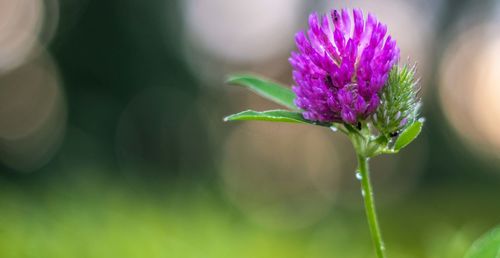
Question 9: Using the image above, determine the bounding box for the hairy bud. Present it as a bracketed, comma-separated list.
[373, 64, 421, 137]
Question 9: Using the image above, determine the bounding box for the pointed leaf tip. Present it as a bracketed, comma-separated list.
[226, 74, 298, 110]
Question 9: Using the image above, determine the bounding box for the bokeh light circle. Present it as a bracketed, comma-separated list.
[221, 123, 342, 230]
[183, 0, 303, 63]
[0, 0, 59, 73]
[0, 53, 66, 172]
[439, 22, 500, 158]
[181, 0, 305, 86]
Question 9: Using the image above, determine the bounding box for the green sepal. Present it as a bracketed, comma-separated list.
[394, 119, 424, 151]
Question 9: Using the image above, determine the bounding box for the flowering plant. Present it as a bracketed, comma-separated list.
[224, 8, 425, 258]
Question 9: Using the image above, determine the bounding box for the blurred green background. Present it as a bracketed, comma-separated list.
[0, 0, 500, 257]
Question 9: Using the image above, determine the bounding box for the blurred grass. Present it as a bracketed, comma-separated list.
[0, 172, 497, 258]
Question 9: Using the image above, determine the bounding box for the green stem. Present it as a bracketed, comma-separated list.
[357, 154, 386, 258]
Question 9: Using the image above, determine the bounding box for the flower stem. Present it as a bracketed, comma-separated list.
[357, 154, 386, 258]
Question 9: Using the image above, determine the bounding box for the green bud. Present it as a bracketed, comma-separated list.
[373, 64, 421, 137]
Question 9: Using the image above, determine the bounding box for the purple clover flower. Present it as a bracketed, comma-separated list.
[290, 9, 400, 124]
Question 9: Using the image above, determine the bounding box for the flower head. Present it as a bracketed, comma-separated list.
[290, 9, 400, 124]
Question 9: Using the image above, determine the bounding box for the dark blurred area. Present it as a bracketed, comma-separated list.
[0, 0, 499, 257]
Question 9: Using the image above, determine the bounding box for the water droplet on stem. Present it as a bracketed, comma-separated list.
[355, 171, 362, 180]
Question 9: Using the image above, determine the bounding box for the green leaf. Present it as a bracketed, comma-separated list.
[227, 74, 298, 110]
[465, 226, 500, 258]
[224, 109, 328, 126]
[394, 119, 424, 150]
